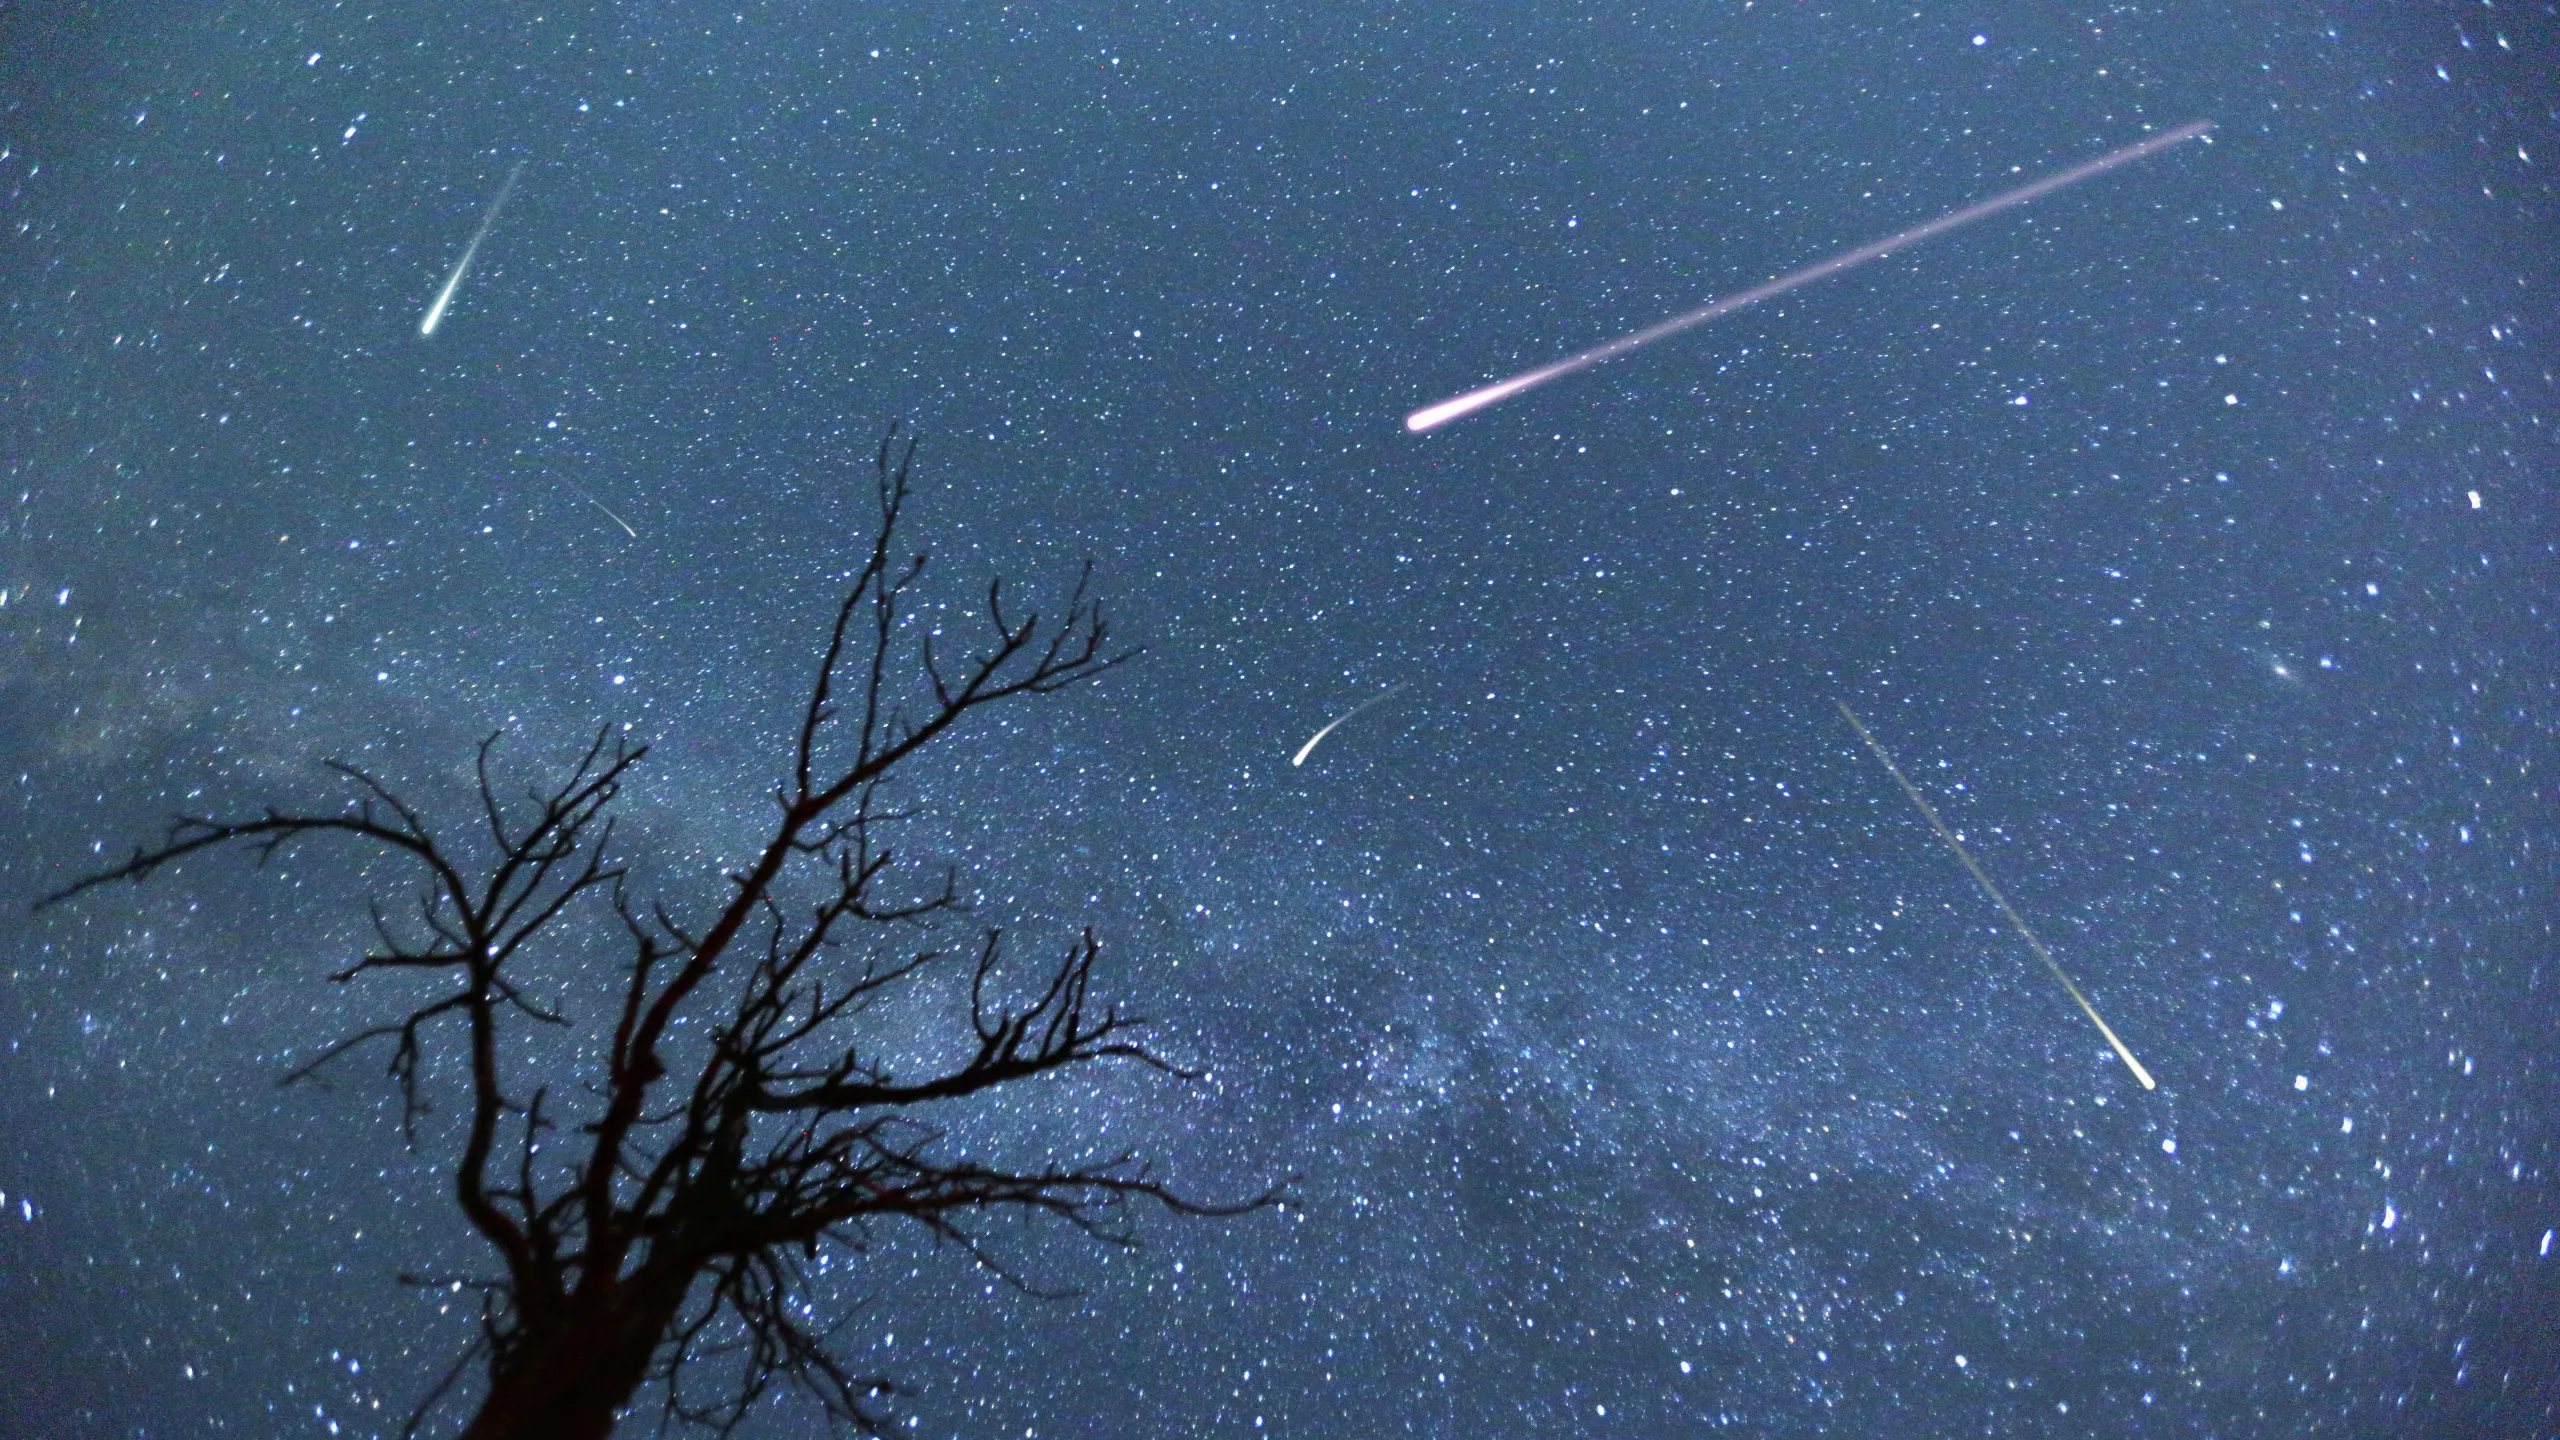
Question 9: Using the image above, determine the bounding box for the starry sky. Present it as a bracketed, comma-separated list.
[4, 0, 2556, 1435]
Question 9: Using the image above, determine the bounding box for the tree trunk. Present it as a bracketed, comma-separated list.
[457, 1283, 689, 1440]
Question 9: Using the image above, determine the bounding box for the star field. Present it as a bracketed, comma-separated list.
[3, 0, 2555, 1435]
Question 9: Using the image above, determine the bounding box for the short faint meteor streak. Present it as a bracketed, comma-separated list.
[419, 159, 528, 337]
[1405, 120, 2212, 432]
[1835, 700, 2157, 1091]
[1292, 682, 1409, 767]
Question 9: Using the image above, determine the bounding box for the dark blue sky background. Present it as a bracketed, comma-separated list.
[4, 0, 2555, 1435]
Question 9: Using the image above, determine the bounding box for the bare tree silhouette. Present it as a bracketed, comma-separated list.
[41, 429, 1278, 1439]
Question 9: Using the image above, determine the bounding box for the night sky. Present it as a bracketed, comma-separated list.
[5, 1, 2557, 1435]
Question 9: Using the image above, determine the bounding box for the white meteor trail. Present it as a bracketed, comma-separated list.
[1405, 120, 2212, 432]
[419, 159, 527, 337]
[561, 479, 638, 538]
[1292, 682, 1409, 767]
[1835, 701, 2157, 1092]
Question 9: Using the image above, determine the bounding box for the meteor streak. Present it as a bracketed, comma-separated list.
[1835, 701, 2157, 1091]
[1405, 121, 2212, 432]
[419, 159, 528, 337]
[561, 479, 638, 538]
[1292, 682, 1409, 767]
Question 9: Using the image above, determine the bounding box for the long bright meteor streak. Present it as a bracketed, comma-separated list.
[1292, 681, 1409, 767]
[1835, 701, 2157, 1091]
[419, 159, 528, 337]
[1405, 120, 2212, 432]
[562, 479, 639, 539]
